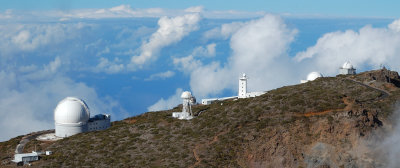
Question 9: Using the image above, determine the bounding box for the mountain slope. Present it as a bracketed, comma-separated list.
[2, 68, 400, 167]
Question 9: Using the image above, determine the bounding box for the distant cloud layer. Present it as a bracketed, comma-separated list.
[147, 88, 183, 111]
[173, 14, 298, 98]
[0, 5, 266, 22]
[0, 58, 127, 141]
[145, 71, 175, 81]
[129, 13, 201, 69]
[1, 5, 400, 142]
[157, 16, 400, 112]
[295, 19, 400, 74]
[0, 23, 88, 59]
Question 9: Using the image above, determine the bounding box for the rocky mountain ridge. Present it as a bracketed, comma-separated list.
[1, 68, 400, 168]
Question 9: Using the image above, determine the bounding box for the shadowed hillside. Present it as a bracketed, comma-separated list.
[2, 68, 400, 167]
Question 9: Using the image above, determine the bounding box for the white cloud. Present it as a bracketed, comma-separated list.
[389, 19, 400, 32]
[202, 10, 266, 19]
[0, 9, 13, 19]
[175, 14, 298, 98]
[96, 47, 110, 56]
[55, 5, 264, 20]
[0, 58, 127, 141]
[191, 43, 217, 57]
[186, 16, 400, 100]
[94, 57, 125, 74]
[61, 5, 203, 20]
[144, 70, 175, 81]
[173, 55, 203, 73]
[184, 6, 204, 13]
[295, 19, 400, 75]
[128, 13, 201, 69]
[18, 64, 38, 73]
[203, 22, 245, 40]
[0, 23, 91, 58]
[61, 5, 168, 19]
[1, 5, 349, 21]
[22, 57, 62, 80]
[206, 43, 217, 56]
[147, 88, 183, 111]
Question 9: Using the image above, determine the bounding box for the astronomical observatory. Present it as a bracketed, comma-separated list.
[54, 97, 111, 138]
[172, 91, 196, 120]
[339, 61, 356, 75]
[301, 61, 356, 83]
[301, 72, 323, 83]
[201, 73, 265, 105]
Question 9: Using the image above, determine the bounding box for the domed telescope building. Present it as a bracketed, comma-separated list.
[54, 97, 110, 138]
[172, 91, 196, 120]
[339, 61, 356, 75]
[301, 72, 323, 83]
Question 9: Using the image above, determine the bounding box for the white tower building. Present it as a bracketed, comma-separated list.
[238, 73, 248, 98]
[339, 61, 356, 75]
[54, 97, 90, 138]
[172, 91, 195, 120]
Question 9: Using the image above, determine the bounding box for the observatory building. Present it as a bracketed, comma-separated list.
[54, 97, 111, 138]
[201, 73, 265, 105]
[172, 91, 196, 120]
[339, 61, 356, 75]
[301, 72, 323, 83]
[238, 73, 265, 98]
[238, 73, 248, 98]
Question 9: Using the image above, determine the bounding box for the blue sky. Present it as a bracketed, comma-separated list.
[1, 0, 399, 18]
[1, 1, 400, 141]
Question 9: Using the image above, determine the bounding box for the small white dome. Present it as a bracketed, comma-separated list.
[54, 97, 90, 124]
[181, 91, 192, 99]
[342, 61, 354, 69]
[307, 72, 323, 81]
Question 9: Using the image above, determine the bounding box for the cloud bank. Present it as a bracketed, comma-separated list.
[144, 70, 175, 81]
[295, 21, 400, 75]
[0, 5, 266, 22]
[172, 16, 400, 101]
[129, 13, 201, 69]
[174, 14, 298, 98]
[0, 58, 126, 141]
[147, 88, 183, 111]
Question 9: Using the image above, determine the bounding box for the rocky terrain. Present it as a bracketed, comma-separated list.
[1, 68, 400, 168]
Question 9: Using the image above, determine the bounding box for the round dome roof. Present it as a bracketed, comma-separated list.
[342, 61, 353, 69]
[54, 97, 90, 124]
[181, 91, 192, 99]
[307, 72, 323, 81]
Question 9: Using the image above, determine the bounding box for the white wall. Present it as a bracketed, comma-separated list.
[55, 122, 87, 137]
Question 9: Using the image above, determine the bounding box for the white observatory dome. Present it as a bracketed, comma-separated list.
[307, 72, 323, 81]
[342, 61, 353, 69]
[54, 97, 90, 124]
[181, 91, 192, 99]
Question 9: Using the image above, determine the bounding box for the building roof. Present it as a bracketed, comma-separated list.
[88, 114, 110, 122]
[12, 152, 39, 162]
[342, 61, 354, 69]
[307, 72, 323, 81]
[240, 73, 247, 80]
[14, 153, 39, 157]
[54, 97, 90, 124]
[181, 91, 192, 99]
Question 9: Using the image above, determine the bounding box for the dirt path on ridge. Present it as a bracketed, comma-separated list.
[302, 78, 389, 118]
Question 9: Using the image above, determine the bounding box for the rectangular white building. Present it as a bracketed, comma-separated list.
[12, 152, 39, 164]
[88, 114, 111, 131]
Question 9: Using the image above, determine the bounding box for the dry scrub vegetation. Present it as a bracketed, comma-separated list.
[1, 69, 400, 167]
